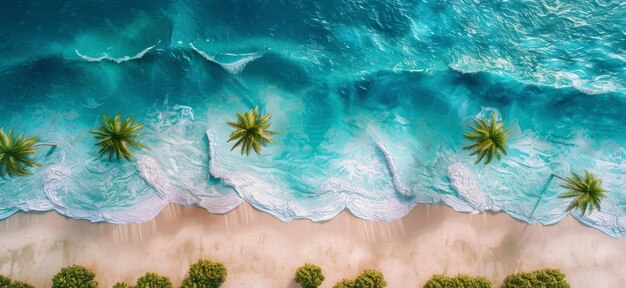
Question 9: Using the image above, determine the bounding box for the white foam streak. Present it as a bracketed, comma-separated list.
[75, 42, 157, 63]
[43, 164, 168, 224]
[375, 144, 415, 197]
[189, 42, 261, 74]
[447, 163, 489, 211]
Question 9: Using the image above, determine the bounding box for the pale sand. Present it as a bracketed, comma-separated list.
[0, 204, 625, 288]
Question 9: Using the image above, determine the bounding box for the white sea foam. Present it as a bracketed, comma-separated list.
[75, 42, 158, 63]
[448, 64, 482, 74]
[189, 42, 261, 74]
[137, 155, 243, 214]
[136, 157, 169, 200]
[43, 164, 168, 224]
[449, 63, 620, 96]
[375, 144, 415, 198]
[137, 105, 243, 213]
[207, 127, 415, 221]
[446, 162, 489, 211]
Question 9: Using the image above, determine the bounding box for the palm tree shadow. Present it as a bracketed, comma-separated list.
[513, 176, 556, 251]
[527, 176, 555, 220]
[44, 146, 57, 158]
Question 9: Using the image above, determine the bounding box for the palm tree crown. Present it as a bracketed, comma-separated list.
[0, 128, 41, 177]
[227, 107, 277, 156]
[90, 114, 147, 161]
[557, 170, 607, 215]
[463, 113, 509, 165]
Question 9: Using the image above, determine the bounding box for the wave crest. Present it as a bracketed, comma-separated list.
[74, 43, 157, 63]
[189, 42, 261, 74]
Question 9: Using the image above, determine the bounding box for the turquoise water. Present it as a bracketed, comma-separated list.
[0, 0, 625, 237]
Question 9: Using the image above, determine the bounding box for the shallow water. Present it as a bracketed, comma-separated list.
[0, 0, 624, 237]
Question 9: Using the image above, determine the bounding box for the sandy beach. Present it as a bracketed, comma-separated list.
[0, 204, 624, 288]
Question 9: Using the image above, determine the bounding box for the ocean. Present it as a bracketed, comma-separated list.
[0, 0, 624, 237]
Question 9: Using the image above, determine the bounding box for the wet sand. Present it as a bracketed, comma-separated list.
[0, 203, 624, 287]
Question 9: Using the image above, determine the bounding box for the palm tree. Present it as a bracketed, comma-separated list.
[0, 128, 56, 177]
[227, 107, 277, 156]
[89, 114, 147, 161]
[463, 113, 509, 165]
[552, 170, 607, 215]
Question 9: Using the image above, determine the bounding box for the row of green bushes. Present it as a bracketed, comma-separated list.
[330, 266, 570, 288]
[296, 264, 569, 288]
[0, 261, 569, 288]
[0, 259, 226, 288]
[0, 274, 34, 288]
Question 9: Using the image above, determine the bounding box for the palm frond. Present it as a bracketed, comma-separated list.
[0, 128, 43, 177]
[557, 170, 607, 215]
[89, 113, 147, 161]
[462, 113, 508, 165]
[226, 107, 277, 156]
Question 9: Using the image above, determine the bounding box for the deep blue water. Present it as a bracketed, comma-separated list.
[0, 0, 625, 237]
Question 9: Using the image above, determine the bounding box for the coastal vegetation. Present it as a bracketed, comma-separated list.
[502, 268, 569, 288]
[0, 266, 572, 288]
[6, 281, 34, 288]
[51, 265, 98, 288]
[89, 114, 147, 161]
[180, 259, 227, 288]
[463, 113, 508, 165]
[0, 128, 56, 177]
[294, 263, 325, 288]
[0, 276, 10, 286]
[552, 170, 607, 215]
[0, 275, 34, 288]
[227, 107, 277, 156]
[332, 269, 387, 288]
[134, 272, 173, 288]
[353, 270, 387, 288]
[423, 274, 493, 288]
[333, 279, 356, 288]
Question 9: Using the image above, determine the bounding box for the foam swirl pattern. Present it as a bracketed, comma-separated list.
[0, 0, 624, 237]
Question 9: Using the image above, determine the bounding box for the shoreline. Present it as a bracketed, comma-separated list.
[0, 203, 625, 287]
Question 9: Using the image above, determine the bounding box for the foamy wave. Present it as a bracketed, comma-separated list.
[189, 42, 261, 74]
[447, 64, 619, 96]
[136, 104, 244, 214]
[575, 204, 626, 237]
[207, 128, 415, 221]
[136, 157, 169, 200]
[43, 164, 168, 223]
[75, 43, 157, 63]
[137, 155, 243, 213]
[448, 64, 483, 74]
[570, 79, 617, 95]
[375, 144, 416, 198]
[446, 163, 490, 211]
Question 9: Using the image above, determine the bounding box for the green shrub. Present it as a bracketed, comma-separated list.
[502, 273, 531, 288]
[51, 265, 98, 288]
[134, 272, 172, 288]
[180, 259, 227, 288]
[0, 275, 12, 287]
[295, 263, 325, 288]
[332, 279, 355, 288]
[353, 269, 386, 288]
[0, 275, 35, 288]
[424, 274, 492, 288]
[423, 274, 454, 288]
[112, 283, 132, 288]
[502, 268, 569, 288]
[9, 281, 35, 288]
[455, 274, 492, 288]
